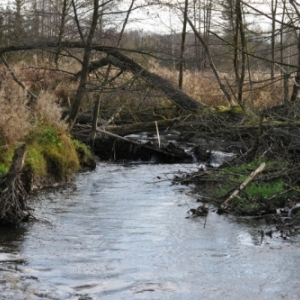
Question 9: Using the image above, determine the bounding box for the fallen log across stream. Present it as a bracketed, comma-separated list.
[72, 124, 193, 163]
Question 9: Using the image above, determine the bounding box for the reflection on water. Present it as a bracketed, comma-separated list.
[0, 226, 27, 253]
[0, 163, 300, 299]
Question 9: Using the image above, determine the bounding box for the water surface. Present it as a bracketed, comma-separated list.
[0, 163, 300, 299]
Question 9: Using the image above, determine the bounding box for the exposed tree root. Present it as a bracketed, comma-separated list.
[0, 144, 33, 225]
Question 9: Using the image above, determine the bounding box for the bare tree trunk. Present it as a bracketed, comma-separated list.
[281, 0, 289, 103]
[235, 0, 246, 105]
[68, 0, 100, 126]
[289, 0, 300, 102]
[202, 0, 212, 70]
[91, 0, 135, 138]
[193, 0, 200, 70]
[55, 0, 69, 68]
[178, 0, 188, 90]
[271, 0, 277, 82]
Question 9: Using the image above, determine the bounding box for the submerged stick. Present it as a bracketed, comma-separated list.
[221, 162, 266, 209]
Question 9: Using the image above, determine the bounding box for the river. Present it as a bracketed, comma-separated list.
[0, 162, 300, 299]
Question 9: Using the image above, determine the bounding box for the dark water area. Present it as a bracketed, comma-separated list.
[0, 163, 300, 299]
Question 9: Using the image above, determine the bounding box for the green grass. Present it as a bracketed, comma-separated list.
[25, 145, 47, 176]
[23, 125, 92, 181]
[246, 180, 285, 199]
[208, 159, 298, 215]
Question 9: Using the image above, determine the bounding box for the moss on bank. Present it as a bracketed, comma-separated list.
[0, 125, 93, 186]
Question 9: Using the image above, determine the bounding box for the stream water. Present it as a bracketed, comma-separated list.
[0, 162, 300, 299]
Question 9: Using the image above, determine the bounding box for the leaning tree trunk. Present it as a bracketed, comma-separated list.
[81, 50, 205, 111]
[68, 0, 100, 127]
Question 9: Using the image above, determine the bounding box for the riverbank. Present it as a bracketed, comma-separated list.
[0, 125, 95, 225]
[167, 104, 300, 238]
[0, 73, 98, 224]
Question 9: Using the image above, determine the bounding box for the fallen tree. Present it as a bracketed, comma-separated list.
[76, 51, 206, 111]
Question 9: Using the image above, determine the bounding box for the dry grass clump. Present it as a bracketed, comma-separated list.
[0, 66, 66, 146]
[150, 60, 287, 109]
[0, 80, 31, 144]
[34, 90, 67, 129]
[183, 71, 227, 106]
[149, 61, 227, 106]
[21, 64, 70, 92]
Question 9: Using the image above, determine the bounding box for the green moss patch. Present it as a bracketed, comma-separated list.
[0, 147, 14, 174]
[72, 139, 93, 165]
[26, 127, 80, 180]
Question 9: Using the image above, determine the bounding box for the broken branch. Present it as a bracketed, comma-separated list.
[222, 162, 266, 209]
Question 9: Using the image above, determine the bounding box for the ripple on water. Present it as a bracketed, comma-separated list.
[0, 163, 300, 300]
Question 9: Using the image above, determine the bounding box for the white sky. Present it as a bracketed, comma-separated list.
[0, 0, 280, 34]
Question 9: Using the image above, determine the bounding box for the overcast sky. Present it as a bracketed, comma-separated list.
[0, 0, 275, 34]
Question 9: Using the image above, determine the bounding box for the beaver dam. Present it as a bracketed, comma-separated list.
[70, 103, 300, 239]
